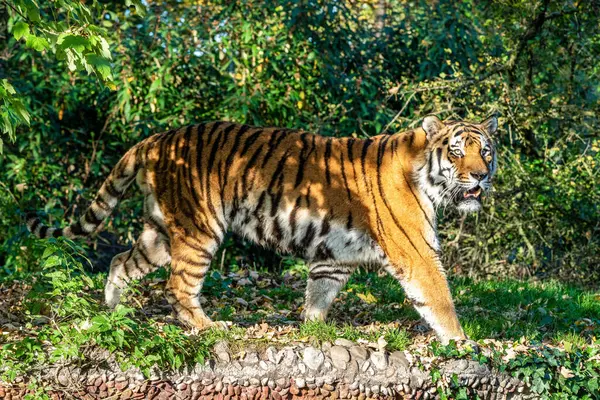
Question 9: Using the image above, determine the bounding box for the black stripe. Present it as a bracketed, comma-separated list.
[181, 239, 213, 260]
[295, 133, 310, 188]
[70, 222, 84, 236]
[105, 180, 120, 198]
[240, 128, 263, 156]
[242, 143, 265, 193]
[272, 216, 284, 242]
[138, 246, 161, 269]
[324, 138, 332, 185]
[159, 129, 178, 171]
[261, 130, 287, 168]
[85, 208, 103, 226]
[320, 214, 331, 236]
[177, 255, 211, 268]
[222, 124, 251, 190]
[402, 170, 436, 233]
[148, 216, 169, 238]
[268, 149, 291, 192]
[205, 125, 226, 233]
[122, 249, 135, 281]
[309, 273, 343, 283]
[29, 219, 41, 234]
[39, 226, 48, 238]
[194, 123, 208, 196]
[95, 193, 111, 212]
[52, 229, 63, 238]
[340, 152, 352, 201]
[314, 243, 334, 260]
[301, 223, 316, 249]
[170, 270, 205, 286]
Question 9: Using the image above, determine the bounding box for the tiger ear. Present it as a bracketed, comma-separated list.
[481, 116, 498, 135]
[422, 115, 445, 140]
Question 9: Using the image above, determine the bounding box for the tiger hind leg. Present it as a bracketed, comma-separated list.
[303, 262, 353, 321]
[104, 221, 171, 308]
[165, 233, 224, 330]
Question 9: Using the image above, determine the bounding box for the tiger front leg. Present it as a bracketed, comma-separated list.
[303, 262, 353, 321]
[386, 262, 466, 344]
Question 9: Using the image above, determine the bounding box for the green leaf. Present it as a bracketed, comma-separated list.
[25, 34, 50, 52]
[1, 79, 16, 95]
[12, 21, 30, 41]
[58, 35, 89, 53]
[23, 0, 41, 22]
[86, 54, 112, 81]
[11, 100, 30, 125]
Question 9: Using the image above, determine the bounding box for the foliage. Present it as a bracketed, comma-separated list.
[0, 0, 598, 282]
[0, 238, 212, 380]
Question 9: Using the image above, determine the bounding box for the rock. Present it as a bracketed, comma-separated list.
[370, 351, 387, 370]
[339, 384, 349, 398]
[298, 362, 306, 374]
[295, 378, 306, 388]
[281, 348, 297, 366]
[361, 360, 371, 372]
[331, 346, 350, 363]
[456, 359, 469, 372]
[246, 378, 258, 386]
[346, 360, 359, 380]
[276, 378, 287, 388]
[243, 352, 259, 366]
[303, 347, 325, 371]
[265, 347, 280, 364]
[334, 338, 355, 348]
[389, 351, 409, 368]
[385, 366, 396, 378]
[214, 341, 231, 363]
[349, 345, 368, 361]
[259, 360, 269, 370]
[115, 379, 129, 391]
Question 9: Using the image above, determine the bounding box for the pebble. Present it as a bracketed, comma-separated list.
[370, 351, 387, 370]
[303, 347, 325, 371]
[349, 345, 368, 361]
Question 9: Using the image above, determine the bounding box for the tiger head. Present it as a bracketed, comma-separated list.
[419, 115, 498, 213]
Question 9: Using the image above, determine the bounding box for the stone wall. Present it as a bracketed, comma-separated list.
[0, 340, 534, 399]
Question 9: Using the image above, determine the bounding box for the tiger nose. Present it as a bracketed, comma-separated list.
[470, 171, 488, 181]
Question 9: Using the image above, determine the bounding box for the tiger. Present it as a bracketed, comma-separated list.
[27, 115, 498, 344]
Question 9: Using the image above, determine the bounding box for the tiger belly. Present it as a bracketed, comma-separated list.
[227, 194, 386, 266]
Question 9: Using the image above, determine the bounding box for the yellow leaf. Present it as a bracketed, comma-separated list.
[357, 292, 377, 304]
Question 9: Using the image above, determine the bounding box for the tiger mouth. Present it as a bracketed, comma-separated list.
[462, 186, 482, 200]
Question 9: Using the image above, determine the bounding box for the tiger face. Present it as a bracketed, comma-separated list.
[421, 115, 498, 213]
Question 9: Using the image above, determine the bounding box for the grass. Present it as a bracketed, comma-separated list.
[1, 238, 599, 397]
